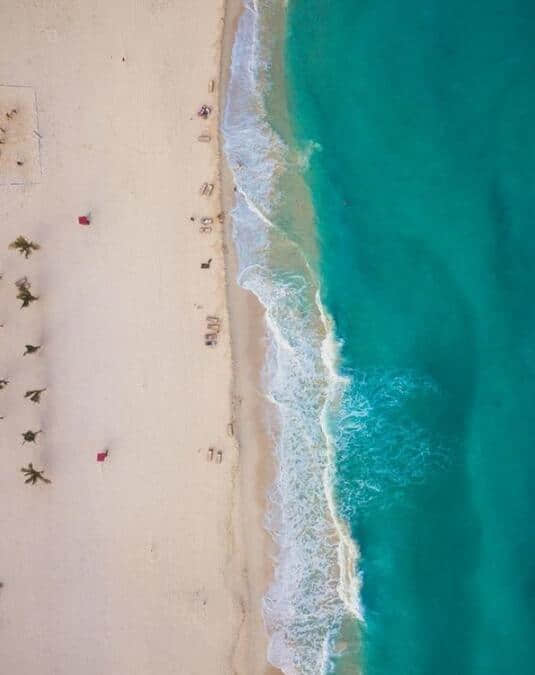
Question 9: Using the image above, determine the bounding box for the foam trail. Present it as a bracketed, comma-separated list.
[316, 294, 362, 621]
[222, 1, 361, 673]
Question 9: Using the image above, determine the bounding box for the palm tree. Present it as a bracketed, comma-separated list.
[0, 379, 8, 390]
[9, 236, 41, 258]
[21, 429, 42, 444]
[20, 463, 51, 485]
[23, 344, 41, 355]
[15, 278, 38, 308]
[24, 388, 46, 404]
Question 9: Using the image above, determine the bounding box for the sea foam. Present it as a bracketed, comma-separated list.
[222, 2, 360, 673]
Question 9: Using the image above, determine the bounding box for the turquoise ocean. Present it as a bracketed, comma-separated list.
[224, 1, 535, 673]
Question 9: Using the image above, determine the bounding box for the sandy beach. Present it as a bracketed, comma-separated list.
[0, 1, 274, 673]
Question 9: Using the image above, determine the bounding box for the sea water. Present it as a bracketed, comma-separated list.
[224, 1, 535, 673]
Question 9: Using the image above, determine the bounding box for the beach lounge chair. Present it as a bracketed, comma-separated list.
[201, 217, 213, 225]
[207, 447, 214, 461]
[198, 134, 211, 143]
[216, 450, 223, 464]
[199, 183, 215, 197]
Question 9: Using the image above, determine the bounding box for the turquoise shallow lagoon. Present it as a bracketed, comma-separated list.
[285, 1, 535, 673]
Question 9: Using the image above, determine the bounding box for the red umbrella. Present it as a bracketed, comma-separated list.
[78, 215, 90, 225]
[96, 450, 108, 462]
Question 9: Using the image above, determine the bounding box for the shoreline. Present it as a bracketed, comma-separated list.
[219, 0, 364, 671]
[220, 1, 281, 673]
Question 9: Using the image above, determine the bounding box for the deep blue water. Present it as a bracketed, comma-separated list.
[286, 1, 535, 672]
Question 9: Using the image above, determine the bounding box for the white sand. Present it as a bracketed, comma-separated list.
[0, 1, 274, 673]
